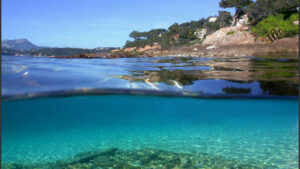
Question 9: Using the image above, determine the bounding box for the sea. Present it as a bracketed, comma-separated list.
[1, 54, 299, 168]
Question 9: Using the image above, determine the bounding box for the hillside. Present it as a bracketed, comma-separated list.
[1, 47, 118, 57]
[1, 39, 44, 50]
[1, 39, 119, 57]
[120, 0, 298, 56]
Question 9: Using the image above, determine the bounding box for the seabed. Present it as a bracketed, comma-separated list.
[3, 148, 279, 169]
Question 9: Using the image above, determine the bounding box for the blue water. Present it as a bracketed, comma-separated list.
[2, 55, 298, 97]
[1, 55, 299, 168]
[2, 95, 299, 168]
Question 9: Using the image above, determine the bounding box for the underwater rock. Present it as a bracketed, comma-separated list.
[2, 148, 279, 169]
[69, 147, 118, 164]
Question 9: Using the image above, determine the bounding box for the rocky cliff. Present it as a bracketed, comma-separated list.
[202, 26, 255, 46]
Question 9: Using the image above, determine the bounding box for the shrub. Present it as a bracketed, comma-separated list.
[251, 13, 299, 41]
[227, 31, 235, 35]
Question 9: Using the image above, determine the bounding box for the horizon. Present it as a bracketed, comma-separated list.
[2, 0, 234, 48]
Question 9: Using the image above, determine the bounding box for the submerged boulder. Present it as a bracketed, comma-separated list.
[69, 147, 118, 164]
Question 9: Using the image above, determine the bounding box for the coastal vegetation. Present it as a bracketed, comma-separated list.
[251, 13, 299, 42]
[124, 0, 299, 50]
[125, 12, 232, 50]
[227, 31, 235, 35]
[3, 0, 297, 58]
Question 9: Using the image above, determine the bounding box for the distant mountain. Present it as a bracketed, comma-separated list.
[1, 39, 45, 50]
[1, 39, 119, 57]
[1, 46, 119, 57]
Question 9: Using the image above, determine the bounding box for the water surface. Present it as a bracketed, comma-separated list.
[1, 54, 299, 168]
[2, 55, 298, 97]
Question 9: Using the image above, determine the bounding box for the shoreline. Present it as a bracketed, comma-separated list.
[142, 36, 299, 58]
[53, 36, 299, 59]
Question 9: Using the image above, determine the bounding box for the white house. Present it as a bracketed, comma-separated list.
[208, 17, 218, 23]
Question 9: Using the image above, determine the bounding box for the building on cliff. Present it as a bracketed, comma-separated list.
[208, 17, 218, 23]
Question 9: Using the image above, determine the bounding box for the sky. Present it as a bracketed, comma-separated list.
[2, 0, 234, 48]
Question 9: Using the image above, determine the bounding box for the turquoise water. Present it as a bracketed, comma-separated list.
[2, 54, 299, 168]
[2, 95, 298, 168]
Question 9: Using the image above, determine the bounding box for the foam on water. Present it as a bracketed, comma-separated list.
[2, 95, 298, 168]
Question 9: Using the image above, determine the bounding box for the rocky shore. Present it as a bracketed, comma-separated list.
[54, 35, 298, 59]
[148, 36, 299, 58]
[52, 50, 150, 59]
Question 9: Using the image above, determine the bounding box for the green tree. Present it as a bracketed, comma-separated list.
[129, 31, 140, 40]
[161, 32, 172, 50]
[168, 23, 180, 35]
[147, 29, 168, 42]
[219, 0, 253, 26]
[204, 21, 221, 34]
[246, 0, 299, 25]
[218, 11, 232, 27]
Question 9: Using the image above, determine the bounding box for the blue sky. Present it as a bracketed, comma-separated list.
[2, 0, 233, 48]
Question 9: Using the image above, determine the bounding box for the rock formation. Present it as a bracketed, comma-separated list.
[202, 26, 255, 46]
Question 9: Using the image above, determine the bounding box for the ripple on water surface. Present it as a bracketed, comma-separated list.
[1, 54, 298, 168]
[1, 55, 298, 97]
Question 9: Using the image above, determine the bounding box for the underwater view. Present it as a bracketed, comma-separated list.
[1, 54, 299, 169]
[2, 0, 300, 168]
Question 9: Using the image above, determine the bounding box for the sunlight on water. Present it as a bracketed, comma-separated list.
[2, 95, 298, 168]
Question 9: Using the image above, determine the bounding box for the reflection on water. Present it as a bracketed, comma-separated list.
[120, 55, 299, 96]
[1, 54, 299, 169]
[2, 54, 298, 97]
[222, 87, 251, 94]
[122, 56, 298, 82]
